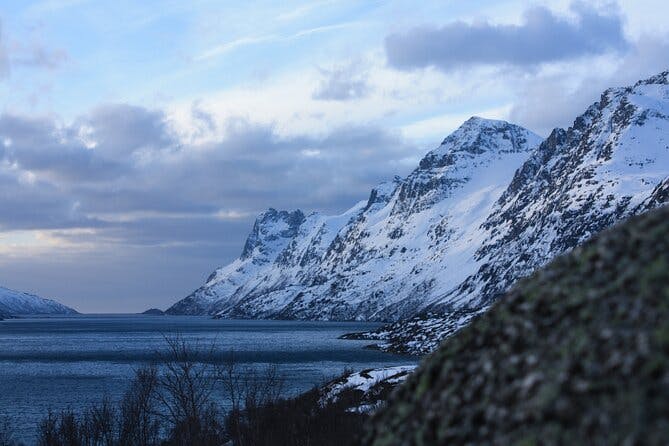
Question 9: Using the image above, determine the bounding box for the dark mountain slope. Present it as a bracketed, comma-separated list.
[365, 205, 669, 445]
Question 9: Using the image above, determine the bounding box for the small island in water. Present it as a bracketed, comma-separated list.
[141, 308, 165, 316]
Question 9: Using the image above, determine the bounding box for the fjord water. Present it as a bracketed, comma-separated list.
[0, 315, 416, 443]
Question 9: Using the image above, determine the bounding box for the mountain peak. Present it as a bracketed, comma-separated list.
[240, 208, 306, 260]
[256, 208, 305, 226]
[419, 118, 540, 170]
[634, 70, 669, 87]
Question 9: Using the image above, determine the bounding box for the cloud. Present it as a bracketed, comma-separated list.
[276, 0, 337, 22]
[0, 112, 131, 182]
[0, 19, 69, 79]
[312, 62, 371, 101]
[0, 101, 425, 311]
[0, 105, 418, 239]
[78, 104, 175, 157]
[0, 23, 10, 78]
[195, 22, 362, 62]
[385, 2, 628, 72]
[0, 167, 102, 231]
[9, 44, 68, 70]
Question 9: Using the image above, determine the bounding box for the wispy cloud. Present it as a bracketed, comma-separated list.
[194, 21, 363, 62]
[25, 0, 92, 15]
[194, 36, 274, 62]
[276, 0, 339, 22]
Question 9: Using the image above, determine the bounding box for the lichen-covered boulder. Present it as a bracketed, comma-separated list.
[365, 205, 669, 445]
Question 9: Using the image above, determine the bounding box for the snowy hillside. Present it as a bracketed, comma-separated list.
[0, 286, 77, 316]
[168, 118, 542, 319]
[168, 71, 669, 354]
[359, 71, 669, 353]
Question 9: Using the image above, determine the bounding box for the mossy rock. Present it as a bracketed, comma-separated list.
[364, 205, 669, 445]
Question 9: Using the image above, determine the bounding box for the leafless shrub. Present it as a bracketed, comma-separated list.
[32, 336, 288, 446]
[221, 354, 286, 446]
[37, 409, 80, 446]
[118, 365, 160, 446]
[153, 335, 225, 445]
[82, 398, 116, 446]
[0, 416, 18, 446]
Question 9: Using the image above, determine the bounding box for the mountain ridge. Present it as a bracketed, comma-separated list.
[0, 286, 77, 316]
[357, 70, 669, 353]
[167, 118, 542, 321]
[168, 71, 669, 354]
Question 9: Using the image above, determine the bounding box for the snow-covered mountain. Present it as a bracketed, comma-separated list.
[168, 118, 543, 319]
[358, 71, 669, 353]
[0, 286, 77, 316]
[445, 71, 669, 309]
[168, 71, 669, 354]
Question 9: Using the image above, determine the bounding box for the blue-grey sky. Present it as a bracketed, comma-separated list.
[0, 0, 667, 312]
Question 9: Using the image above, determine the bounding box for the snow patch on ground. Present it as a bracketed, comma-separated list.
[319, 365, 417, 413]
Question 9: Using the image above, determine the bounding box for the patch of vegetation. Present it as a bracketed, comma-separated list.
[365, 206, 669, 445]
[227, 386, 366, 446]
[2, 336, 376, 446]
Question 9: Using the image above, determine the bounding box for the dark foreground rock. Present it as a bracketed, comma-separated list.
[365, 205, 669, 445]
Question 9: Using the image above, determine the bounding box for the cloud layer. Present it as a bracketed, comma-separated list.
[312, 62, 371, 101]
[0, 105, 417, 235]
[385, 2, 627, 71]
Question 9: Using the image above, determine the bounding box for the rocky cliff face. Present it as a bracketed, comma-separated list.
[0, 286, 77, 316]
[167, 118, 542, 321]
[168, 72, 669, 354]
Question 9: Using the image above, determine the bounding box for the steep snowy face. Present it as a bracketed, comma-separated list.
[240, 209, 306, 264]
[286, 118, 543, 321]
[167, 204, 366, 316]
[0, 286, 77, 315]
[440, 71, 669, 310]
[168, 118, 542, 320]
[167, 209, 311, 315]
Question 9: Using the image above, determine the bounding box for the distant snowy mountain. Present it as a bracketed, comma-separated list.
[0, 286, 77, 316]
[168, 117, 542, 319]
[168, 71, 669, 354]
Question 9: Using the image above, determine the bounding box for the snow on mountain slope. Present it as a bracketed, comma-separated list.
[167, 205, 367, 316]
[167, 118, 542, 320]
[170, 72, 669, 353]
[361, 71, 669, 353]
[0, 286, 77, 316]
[450, 71, 669, 309]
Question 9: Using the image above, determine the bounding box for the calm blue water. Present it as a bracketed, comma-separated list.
[0, 315, 416, 444]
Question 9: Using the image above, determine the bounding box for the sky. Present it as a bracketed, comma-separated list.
[0, 0, 667, 313]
